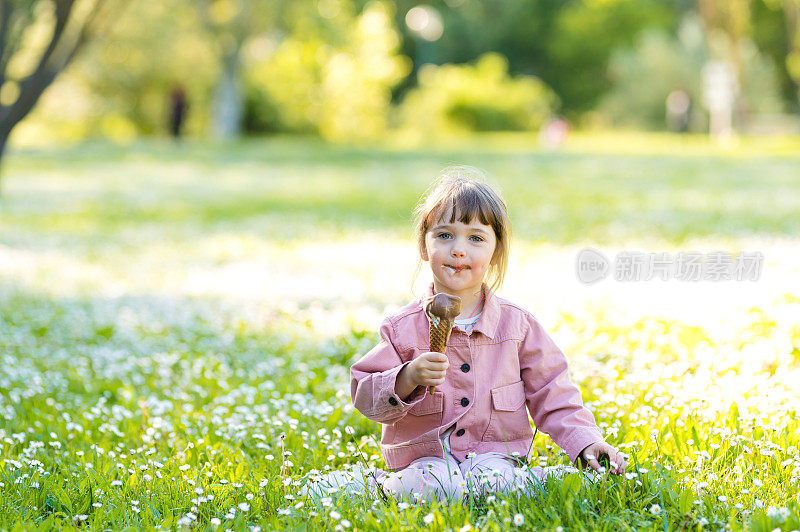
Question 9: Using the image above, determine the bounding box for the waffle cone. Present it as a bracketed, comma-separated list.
[424, 293, 461, 395]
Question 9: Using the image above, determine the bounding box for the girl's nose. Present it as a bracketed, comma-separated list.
[450, 240, 466, 257]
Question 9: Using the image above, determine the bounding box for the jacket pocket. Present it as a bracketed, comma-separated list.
[490, 380, 526, 411]
[481, 380, 531, 442]
[408, 391, 444, 416]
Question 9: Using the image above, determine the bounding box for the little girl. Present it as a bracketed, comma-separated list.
[349, 166, 627, 502]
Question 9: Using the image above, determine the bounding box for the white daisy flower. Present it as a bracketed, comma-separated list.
[649, 504, 662, 515]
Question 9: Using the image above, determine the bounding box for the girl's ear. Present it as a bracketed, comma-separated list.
[419, 239, 429, 261]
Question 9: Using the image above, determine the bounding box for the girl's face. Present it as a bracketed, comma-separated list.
[422, 215, 497, 297]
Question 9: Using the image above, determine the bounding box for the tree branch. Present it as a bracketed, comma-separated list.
[61, 0, 110, 68]
[18, 0, 76, 85]
[0, 0, 107, 133]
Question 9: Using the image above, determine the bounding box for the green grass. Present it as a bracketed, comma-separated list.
[1, 135, 799, 530]
[3, 135, 800, 246]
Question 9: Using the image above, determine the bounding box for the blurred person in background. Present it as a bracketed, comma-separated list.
[169, 85, 188, 139]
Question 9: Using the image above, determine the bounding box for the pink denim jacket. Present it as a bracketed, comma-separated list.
[350, 283, 604, 471]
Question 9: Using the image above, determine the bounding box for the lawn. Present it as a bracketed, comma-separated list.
[0, 134, 798, 530]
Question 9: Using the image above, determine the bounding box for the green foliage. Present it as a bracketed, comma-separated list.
[751, 0, 799, 111]
[543, 0, 677, 115]
[244, 37, 322, 135]
[244, 1, 411, 141]
[390, 0, 680, 117]
[600, 16, 785, 130]
[10, 0, 800, 143]
[396, 53, 556, 139]
[599, 17, 708, 131]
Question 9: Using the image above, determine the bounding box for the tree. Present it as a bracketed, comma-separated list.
[0, 0, 112, 188]
[697, 0, 751, 87]
[699, 0, 800, 116]
[195, 0, 297, 139]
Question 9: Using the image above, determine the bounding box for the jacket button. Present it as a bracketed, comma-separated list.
[388, 397, 398, 406]
[456, 428, 465, 437]
[460, 397, 469, 407]
[460, 363, 470, 372]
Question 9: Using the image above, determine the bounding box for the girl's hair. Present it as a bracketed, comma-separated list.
[412, 166, 512, 294]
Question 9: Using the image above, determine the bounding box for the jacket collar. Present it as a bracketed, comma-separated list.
[421, 282, 500, 340]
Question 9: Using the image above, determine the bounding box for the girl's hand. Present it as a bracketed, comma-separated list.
[579, 441, 627, 475]
[408, 352, 449, 388]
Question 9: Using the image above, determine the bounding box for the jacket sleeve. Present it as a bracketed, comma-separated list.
[350, 318, 426, 424]
[519, 312, 604, 464]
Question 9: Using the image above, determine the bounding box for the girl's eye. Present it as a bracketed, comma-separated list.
[437, 232, 452, 239]
[470, 235, 484, 242]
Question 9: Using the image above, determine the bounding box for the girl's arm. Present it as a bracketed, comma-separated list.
[519, 313, 605, 465]
[350, 318, 427, 424]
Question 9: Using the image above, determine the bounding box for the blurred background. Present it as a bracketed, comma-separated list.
[2, 0, 800, 326]
[3, 0, 800, 152]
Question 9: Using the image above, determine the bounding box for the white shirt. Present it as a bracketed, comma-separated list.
[454, 313, 481, 333]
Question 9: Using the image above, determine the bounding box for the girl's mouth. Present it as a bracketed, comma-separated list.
[443, 265, 469, 275]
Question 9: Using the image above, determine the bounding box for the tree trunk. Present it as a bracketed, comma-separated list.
[0, 0, 110, 194]
[211, 49, 243, 139]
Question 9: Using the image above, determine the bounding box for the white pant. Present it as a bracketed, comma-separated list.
[301, 451, 597, 503]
